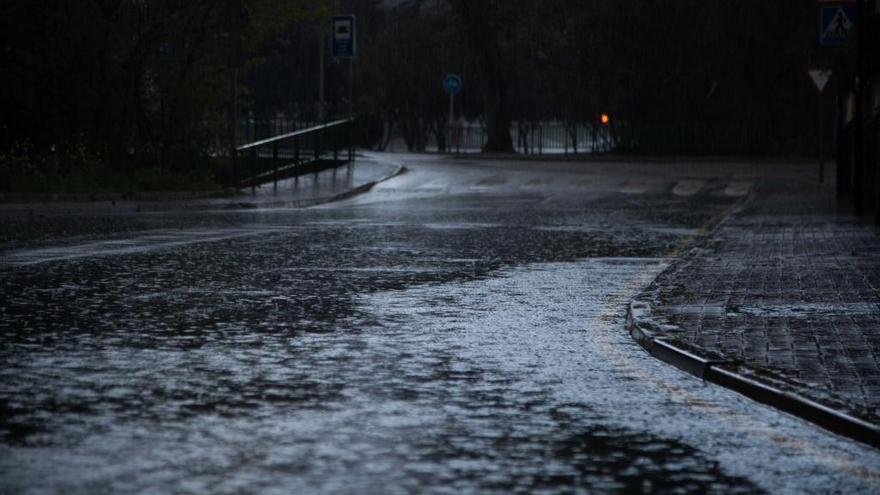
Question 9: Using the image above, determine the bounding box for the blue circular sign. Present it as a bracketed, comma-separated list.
[443, 74, 462, 95]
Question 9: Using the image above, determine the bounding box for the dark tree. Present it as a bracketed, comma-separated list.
[448, 0, 515, 153]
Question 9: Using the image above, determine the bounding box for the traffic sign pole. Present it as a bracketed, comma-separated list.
[443, 75, 462, 154]
[819, 94, 825, 183]
[349, 59, 354, 118]
[809, 69, 832, 183]
[319, 32, 325, 122]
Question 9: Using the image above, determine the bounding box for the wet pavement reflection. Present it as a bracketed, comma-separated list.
[1, 161, 878, 493]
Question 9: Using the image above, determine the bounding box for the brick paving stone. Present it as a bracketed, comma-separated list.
[645, 183, 880, 419]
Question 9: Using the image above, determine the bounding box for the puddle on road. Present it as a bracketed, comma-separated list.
[2, 226, 294, 266]
[7, 257, 876, 494]
[0, 259, 751, 494]
[357, 260, 880, 494]
[1, 191, 878, 493]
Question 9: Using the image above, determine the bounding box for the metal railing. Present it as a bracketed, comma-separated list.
[427, 120, 767, 155]
[234, 118, 354, 188]
[438, 121, 614, 155]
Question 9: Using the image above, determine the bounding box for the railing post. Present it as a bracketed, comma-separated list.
[231, 146, 238, 187]
[250, 146, 257, 195]
[333, 125, 339, 162]
[347, 123, 353, 174]
[232, 119, 355, 190]
[314, 128, 320, 161]
[348, 120, 354, 161]
[272, 141, 278, 190]
[314, 129, 320, 181]
[294, 135, 300, 188]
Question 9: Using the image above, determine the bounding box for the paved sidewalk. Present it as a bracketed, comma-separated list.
[640, 182, 880, 422]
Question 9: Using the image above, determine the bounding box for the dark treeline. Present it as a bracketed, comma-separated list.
[0, 0, 845, 192]
[0, 0, 333, 192]
[353, 0, 830, 155]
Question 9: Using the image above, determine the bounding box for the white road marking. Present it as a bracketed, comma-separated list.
[724, 181, 753, 197]
[672, 179, 705, 196]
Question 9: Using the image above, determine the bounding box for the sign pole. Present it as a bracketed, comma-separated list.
[349, 58, 354, 118]
[319, 30, 325, 122]
[819, 93, 825, 183]
[809, 69, 832, 184]
[442, 74, 462, 154]
[332, 14, 356, 161]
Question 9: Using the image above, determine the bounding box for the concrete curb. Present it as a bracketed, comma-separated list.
[627, 296, 880, 449]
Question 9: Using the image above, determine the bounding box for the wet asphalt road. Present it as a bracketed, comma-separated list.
[1, 154, 879, 494]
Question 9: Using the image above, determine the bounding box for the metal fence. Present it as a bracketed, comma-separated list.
[233, 118, 354, 189]
[237, 117, 766, 157]
[239, 117, 328, 146]
[439, 120, 767, 155]
[440, 121, 614, 155]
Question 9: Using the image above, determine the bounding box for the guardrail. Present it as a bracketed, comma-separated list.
[234, 118, 354, 189]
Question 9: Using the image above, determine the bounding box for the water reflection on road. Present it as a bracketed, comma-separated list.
[1, 160, 878, 494]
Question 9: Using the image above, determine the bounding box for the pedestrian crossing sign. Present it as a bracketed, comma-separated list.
[819, 2, 857, 46]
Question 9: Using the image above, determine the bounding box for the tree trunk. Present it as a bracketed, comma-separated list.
[449, 0, 514, 153]
[483, 81, 514, 153]
[429, 119, 447, 153]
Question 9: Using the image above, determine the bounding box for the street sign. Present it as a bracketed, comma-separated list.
[443, 75, 462, 152]
[808, 69, 832, 92]
[443, 74, 462, 95]
[332, 15, 356, 58]
[819, 1, 857, 46]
